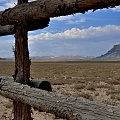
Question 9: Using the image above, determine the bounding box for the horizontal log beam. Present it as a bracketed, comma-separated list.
[0, 25, 14, 36]
[0, 77, 120, 120]
[0, 18, 50, 36]
[0, 0, 120, 26]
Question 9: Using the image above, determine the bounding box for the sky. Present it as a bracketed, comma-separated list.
[0, 0, 120, 58]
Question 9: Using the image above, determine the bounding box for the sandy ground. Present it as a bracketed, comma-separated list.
[0, 85, 67, 120]
[0, 84, 120, 120]
[0, 95, 64, 120]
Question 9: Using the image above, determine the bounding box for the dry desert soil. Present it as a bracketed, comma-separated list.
[0, 60, 120, 120]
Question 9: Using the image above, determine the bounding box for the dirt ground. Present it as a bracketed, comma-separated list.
[0, 83, 120, 120]
[0, 61, 120, 119]
[0, 86, 64, 120]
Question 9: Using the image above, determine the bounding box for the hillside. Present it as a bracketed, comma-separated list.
[31, 56, 94, 61]
[0, 58, 7, 60]
[96, 44, 120, 60]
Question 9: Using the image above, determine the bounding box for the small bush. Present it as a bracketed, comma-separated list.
[86, 84, 96, 91]
[74, 84, 86, 90]
[78, 93, 93, 101]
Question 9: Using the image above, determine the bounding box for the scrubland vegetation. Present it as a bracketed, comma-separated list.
[0, 60, 120, 106]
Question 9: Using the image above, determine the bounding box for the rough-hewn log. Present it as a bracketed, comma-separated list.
[0, 76, 52, 91]
[0, 79, 120, 120]
[13, 22, 32, 120]
[0, 0, 120, 26]
[0, 25, 14, 36]
[14, 23, 30, 84]
[30, 79, 52, 91]
[13, 0, 32, 117]
[0, 18, 50, 36]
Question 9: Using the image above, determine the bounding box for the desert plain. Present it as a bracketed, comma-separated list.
[0, 60, 120, 120]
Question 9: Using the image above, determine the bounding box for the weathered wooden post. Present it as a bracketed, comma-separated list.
[13, 22, 32, 120]
[13, 0, 32, 119]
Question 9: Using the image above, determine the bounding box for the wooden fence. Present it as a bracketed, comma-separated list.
[0, 76, 120, 120]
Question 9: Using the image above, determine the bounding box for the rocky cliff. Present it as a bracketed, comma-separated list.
[96, 44, 120, 60]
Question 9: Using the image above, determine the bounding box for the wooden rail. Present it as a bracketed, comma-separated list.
[0, 0, 120, 26]
[0, 76, 120, 120]
[0, 18, 50, 36]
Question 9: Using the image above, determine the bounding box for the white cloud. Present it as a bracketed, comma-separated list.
[51, 15, 74, 21]
[51, 14, 87, 24]
[0, 0, 35, 11]
[0, 25, 119, 57]
[0, 0, 16, 11]
[67, 18, 86, 24]
[28, 25, 120, 56]
[111, 6, 120, 12]
[0, 39, 14, 57]
[0, 24, 120, 57]
[29, 25, 120, 42]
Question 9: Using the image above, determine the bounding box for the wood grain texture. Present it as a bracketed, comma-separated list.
[0, 0, 120, 26]
[0, 78, 120, 120]
[13, 22, 32, 120]
[13, 0, 32, 118]
[0, 18, 50, 36]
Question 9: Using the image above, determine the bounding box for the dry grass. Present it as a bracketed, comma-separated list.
[74, 83, 86, 90]
[77, 92, 93, 101]
[0, 61, 14, 76]
[0, 60, 120, 106]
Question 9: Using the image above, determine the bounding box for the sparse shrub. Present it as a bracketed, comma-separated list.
[4, 102, 13, 109]
[110, 94, 120, 101]
[107, 79, 120, 85]
[86, 84, 96, 91]
[1, 61, 120, 106]
[96, 83, 114, 89]
[66, 76, 72, 80]
[103, 99, 118, 106]
[110, 94, 116, 100]
[74, 84, 86, 90]
[106, 89, 120, 96]
[94, 92, 99, 96]
[116, 96, 120, 101]
[78, 93, 93, 101]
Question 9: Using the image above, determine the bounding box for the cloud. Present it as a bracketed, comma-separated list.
[29, 25, 120, 41]
[51, 15, 74, 21]
[0, 0, 35, 11]
[28, 25, 120, 56]
[0, 38, 14, 57]
[67, 18, 86, 24]
[0, 0, 16, 11]
[0, 25, 119, 57]
[111, 6, 120, 12]
[51, 14, 86, 25]
[0, 1, 119, 57]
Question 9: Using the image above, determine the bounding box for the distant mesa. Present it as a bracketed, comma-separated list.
[1, 44, 120, 61]
[31, 56, 94, 61]
[0, 57, 14, 61]
[0, 58, 7, 60]
[31, 44, 120, 61]
[0, 56, 94, 61]
[95, 44, 120, 61]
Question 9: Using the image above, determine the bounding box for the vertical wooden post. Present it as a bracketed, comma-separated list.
[13, 0, 32, 119]
[14, 23, 31, 84]
[13, 22, 32, 120]
[13, 1, 32, 119]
